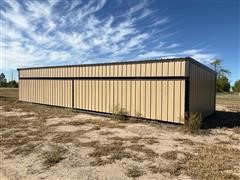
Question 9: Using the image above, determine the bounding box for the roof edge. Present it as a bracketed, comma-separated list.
[17, 56, 216, 75]
[187, 57, 216, 74]
[17, 57, 189, 71]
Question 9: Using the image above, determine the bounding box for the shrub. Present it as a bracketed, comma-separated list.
[184, 113, 202, 134]
[125, 165, 144, 178]
[112, 105, 129, 121]
[42, 146, 67, 167]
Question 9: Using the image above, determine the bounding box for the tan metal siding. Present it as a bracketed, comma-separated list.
[189, 62, 215, 117]
[19, 80, 72, 107]
[73, 79, 185, 123]
[19, 60, 187, 78]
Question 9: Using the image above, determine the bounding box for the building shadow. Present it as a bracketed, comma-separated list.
[201, 110, 240, 129]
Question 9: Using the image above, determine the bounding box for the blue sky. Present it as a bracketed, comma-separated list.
[0, 0, 239, 83]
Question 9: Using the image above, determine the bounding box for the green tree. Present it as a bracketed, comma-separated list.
[0, 73, 7, 87]
[210, 59, 231, 92]
[232, 79, 240, 92]
[7, 80, 18, 88]
[216, 75, 230, 92]
[210, 58, 221, 72]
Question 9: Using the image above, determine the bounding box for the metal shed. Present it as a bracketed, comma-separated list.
[17, 57, 216, 124]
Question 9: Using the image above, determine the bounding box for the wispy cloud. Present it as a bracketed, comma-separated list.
[0, 0, 215, 74]
[138, 48, 216, 64]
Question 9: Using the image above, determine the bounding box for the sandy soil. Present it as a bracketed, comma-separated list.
[0, 90, 240, 180]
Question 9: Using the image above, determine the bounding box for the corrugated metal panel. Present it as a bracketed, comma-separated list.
[189, 62, 215, 117]
[73, 79, 185, 123]
[19, 59, 188, 78]
[19, 80, 72, 107]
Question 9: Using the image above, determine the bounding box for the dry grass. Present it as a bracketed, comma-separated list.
[10, 143, 39, 156]
[77, 140, 100, 148]
[0, 115, 30, 129]
[216, 93, 240, 112]
[109, 136, 141, 143]
[0, 93, 75, 121]
[112, 105, 129, 121]
[184, 145, 240, 179]
[51, 132, 79, 144]
[89, 141, 132, 166]
[233, 127, 240, 134]
[1, 88, 240, 179]
[51, 126, 102, 144]
[148, 163, 183, 177]
[143, 138, 159, 145]
[77, 118, 126, 129]
[0, 88, 18, 99]
[184, 113, 202, 134]
[98, 131, 114, 136]
[1, 136, 31, 149]
[161, 150, 186, 161]
[42, 146, 67, 167]
[109, 136, 158, 145]
[88, 137, 158, 166]
[125, 165, 144, 178]
[161, 150, 179, 160]
[229, 134, 239, 141]
[150, 145, 240, 179]
[173, 138, 195, 146]
[127, 144, 158, 159]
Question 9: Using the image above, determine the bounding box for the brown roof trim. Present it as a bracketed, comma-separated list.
[188, 57, 216, 74]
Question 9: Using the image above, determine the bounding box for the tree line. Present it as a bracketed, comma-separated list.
[0, 73, 18, 88]
[210, 59, 239, 92]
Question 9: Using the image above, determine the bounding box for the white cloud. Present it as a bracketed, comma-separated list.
[138, 48, 215, 63]
[138, 51, 170, 58]
[150, 17, 170, 27]
[165, 43, 180, 49]
[129, 0, 148, 15]
[0, 0, 215, 74]
[58, 32, 90, 51]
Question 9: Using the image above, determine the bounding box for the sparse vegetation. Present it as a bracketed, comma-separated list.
[184, 145, 240, 179]
[42, 146, 67, 167]
[161, 150, 181, 160]
[89, 141, 132, 165]
[233, 127, 240, 134]
[125, 165, 144, 178]
[10, 143, 38, 156]
[109, 136, 158, 145]
[98, 131, 114, 135]
[148, 162, 183, 176]
[184, 113, 202, 134]
[173, 138, 195, 146]
[127, 144, 158, 159]
[1, 88, 240, 179]
[136, 112, 142, 120]
[112, 105, 129, 121]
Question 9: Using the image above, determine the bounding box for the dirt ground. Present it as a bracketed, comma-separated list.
[0, 88, 240, 180]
